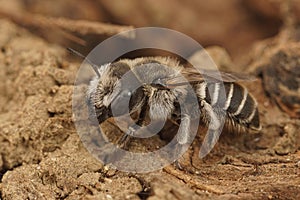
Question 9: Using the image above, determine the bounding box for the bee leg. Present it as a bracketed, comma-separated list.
[202, 101, 221, 130]
[173, 146, 185, 171]
[117, 136, 128, 149]
[199, 101, 225, 158]
[176, 114, 191, 145]
[117, 99, 148, 150]
[117, 130, 130, 149]
[136, 100, 148, 126]
[117, 125, 137, 150]
[173, 143, 193, 172]
[174, 114, 192, 170]
[174, 159, 184, 170]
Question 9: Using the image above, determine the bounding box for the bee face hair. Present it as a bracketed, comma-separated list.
[87, 62, 132, 123]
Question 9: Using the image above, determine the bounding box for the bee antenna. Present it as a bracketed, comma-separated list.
[67, 48, 101, 77]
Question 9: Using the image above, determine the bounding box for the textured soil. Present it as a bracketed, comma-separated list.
[0, 1, 299, 200]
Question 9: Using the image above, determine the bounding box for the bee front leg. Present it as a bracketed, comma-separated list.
[117, 99, 148, 150]
[117, 125, 137, 149]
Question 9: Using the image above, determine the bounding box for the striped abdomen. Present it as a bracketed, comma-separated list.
[195, 81, 261, 131]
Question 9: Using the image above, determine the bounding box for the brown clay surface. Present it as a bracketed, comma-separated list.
[0, 1, 299, 200]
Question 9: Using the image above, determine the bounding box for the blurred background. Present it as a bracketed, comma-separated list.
[1, 0, 298, 64]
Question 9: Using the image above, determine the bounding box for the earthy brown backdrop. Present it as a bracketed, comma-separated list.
[0, 0, 299, 199]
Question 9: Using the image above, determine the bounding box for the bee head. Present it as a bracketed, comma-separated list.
[86, 61, 138, 123]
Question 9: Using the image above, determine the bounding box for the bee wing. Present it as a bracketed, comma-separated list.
[159, 67, 256, 88]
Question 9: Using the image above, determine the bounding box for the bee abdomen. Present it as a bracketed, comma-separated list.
[225, 83, 260, 131]
[196, 82, 261, 131]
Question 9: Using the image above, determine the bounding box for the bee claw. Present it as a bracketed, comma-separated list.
[174, 160, 184, 170]
[117, 124, 139, 150]
[117, 134, 130, 150]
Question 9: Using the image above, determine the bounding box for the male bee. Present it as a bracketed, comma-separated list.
[84, 56, 261, 157]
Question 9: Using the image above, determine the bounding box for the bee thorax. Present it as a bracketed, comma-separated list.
[149, 90, 176, 120]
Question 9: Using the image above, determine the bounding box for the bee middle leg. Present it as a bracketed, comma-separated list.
[168, 113, 194, 170]
[176, 114, 191, 145]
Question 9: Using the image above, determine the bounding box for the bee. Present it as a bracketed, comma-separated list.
[84, 56, 261, 157]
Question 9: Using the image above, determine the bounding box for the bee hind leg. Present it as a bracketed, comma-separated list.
[199, 101, 226, 158]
